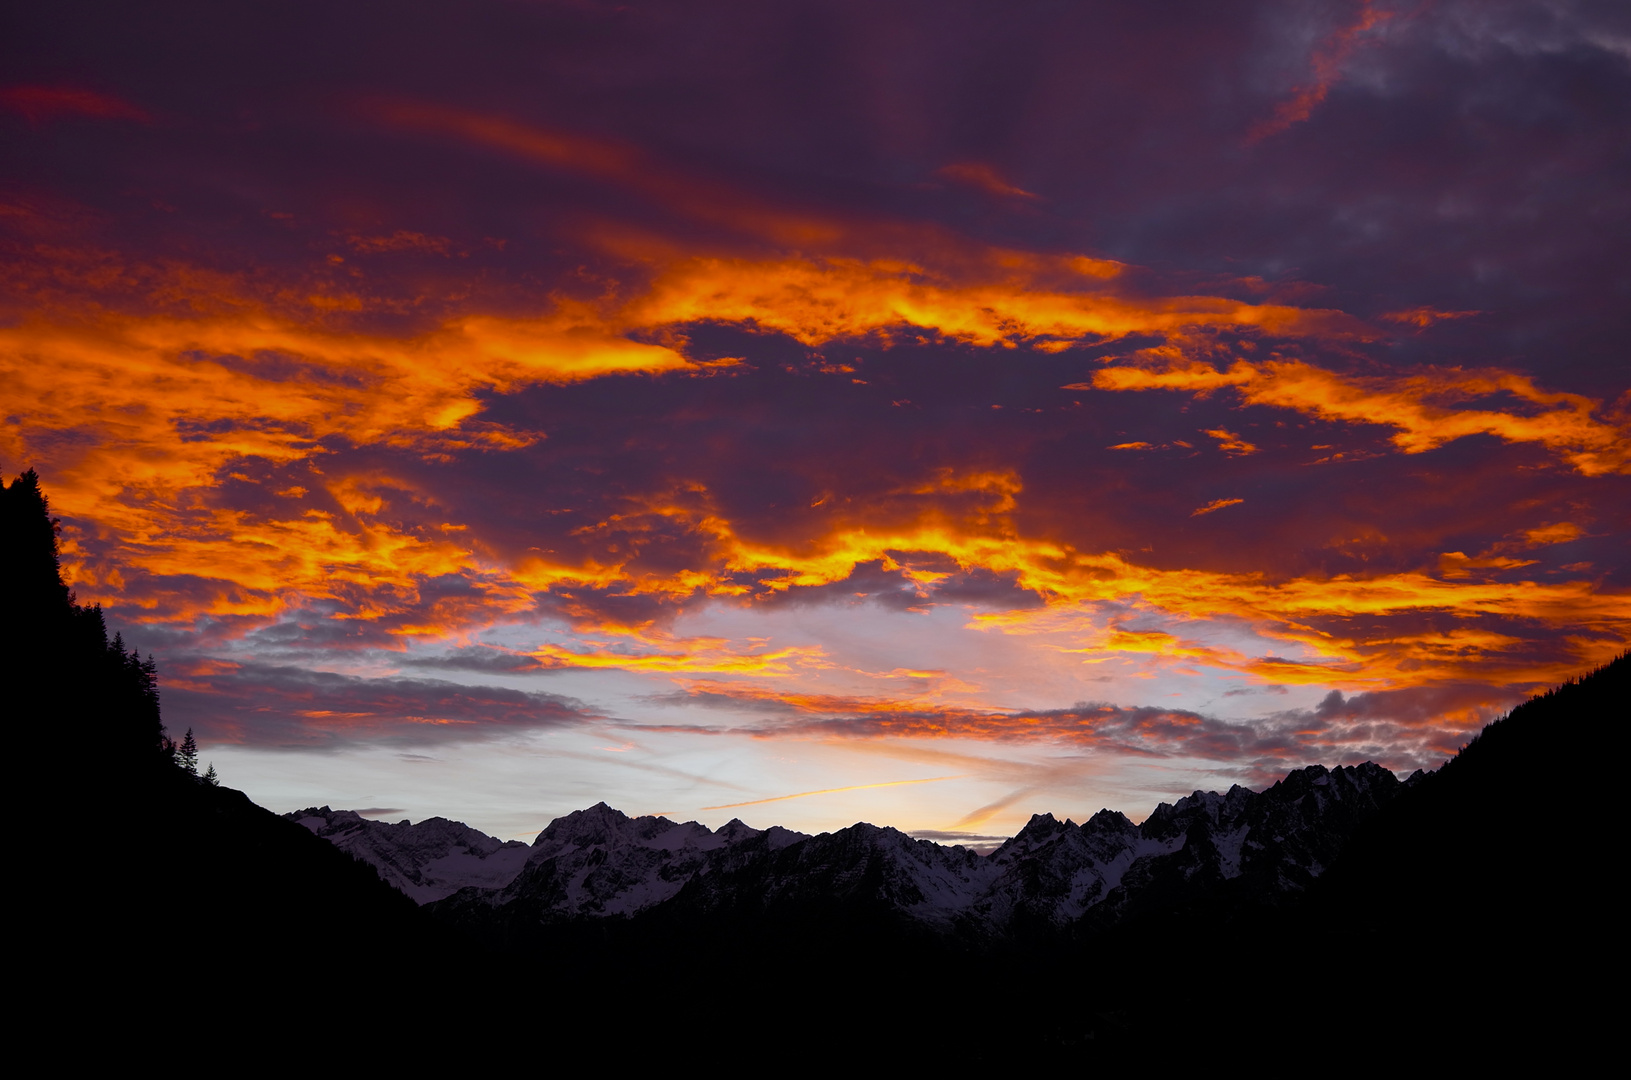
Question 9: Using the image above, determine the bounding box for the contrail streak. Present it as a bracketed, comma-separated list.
[701, 775, 964, 810]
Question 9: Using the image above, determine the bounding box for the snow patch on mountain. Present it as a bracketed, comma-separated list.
[304, 762, 1409, 933]
[287, 807, 531, 904]
[446, 804, 814, 920]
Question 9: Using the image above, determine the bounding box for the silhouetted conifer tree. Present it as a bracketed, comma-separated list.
[1, 469, 73, 623]
[2, 469, 174, 779]
[179, 729, 199, 776]
[202, 763, 219, 786]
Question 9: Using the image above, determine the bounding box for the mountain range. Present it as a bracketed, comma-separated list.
[7, 468, 1619, 1062]
[293, 761, 1416, 940]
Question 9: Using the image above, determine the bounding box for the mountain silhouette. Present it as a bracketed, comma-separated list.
[8, 468, 1615, 1062]
[4, 470, 452, 1038]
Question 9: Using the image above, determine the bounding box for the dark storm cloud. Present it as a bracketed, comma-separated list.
[158, 660, 599, 749]
[401, 646, 558, 675]
[7, 2, 1626, 346]
[648, 678, 1512, 781]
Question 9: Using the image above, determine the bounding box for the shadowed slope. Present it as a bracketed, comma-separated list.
[4, 470, 456, 1024]
[1314, 652, 1625, 957]
[3, 469, 167, 777]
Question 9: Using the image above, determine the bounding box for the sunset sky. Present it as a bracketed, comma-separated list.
[5, 0, 1628, 844]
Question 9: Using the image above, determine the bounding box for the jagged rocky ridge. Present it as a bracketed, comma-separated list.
[307, 761, 1411, 935]
[288, 808, 534, 904]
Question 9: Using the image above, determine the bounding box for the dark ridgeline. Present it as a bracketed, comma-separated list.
[1298, 656, 1623, 1053]
[1023, 651, 1625, 1058]
[421, 761, 1414, 949]
[7, 468, 1617, 1062]
[415, 652, 1621, 1060]
[3, 471, 450, 1038]
[2, 470, 166, 777]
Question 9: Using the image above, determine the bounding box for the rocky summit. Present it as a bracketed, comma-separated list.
[305, 762, 1410, 939]
[287, 808, 533, 904]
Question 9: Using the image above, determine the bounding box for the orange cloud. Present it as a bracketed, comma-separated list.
[1, 302, 689, 537]
[648, 508, 1606, 690]
[1191, 498, 1245, 517]
[517, 495, 1630, 692]
[1434, 522, 1588, 580]
[1248, 1, 1395, 142]
[968, 554, 1628, 692]
[0, 279, 707, 630]
[0, 85, 150, 124]
[659, 677, 1505, 774]
[1522, 523, 1584, 547]
[936, 162, 1039, 201]
[13, 259, 1621, 692]
[1093, 356, 1631, 475]
[369, 105, 1373, 355]
[8, 101, 1623, 706]
[1380, 307, 1482, 329]
[372, 101, 844, 249]
[344, 231, 452, 256]
[631, 253, 1361, 350]
[1202, 429, 1258, 456]
[526, 639, 827, 676]
[1438, 552, 1537, 578]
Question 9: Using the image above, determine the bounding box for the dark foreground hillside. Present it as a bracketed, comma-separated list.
[417, 655, 1624, 1062]
[8, 468, 1618, 1063]
[5, 472, 461, 1035]
[436, 662, 1620, 1062]
[1076, 651, 1624, 1058]
[1297, 653, 1623, 1052]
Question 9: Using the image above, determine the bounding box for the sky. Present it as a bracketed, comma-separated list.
[4, 0, 1628, 846]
